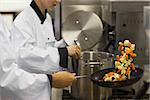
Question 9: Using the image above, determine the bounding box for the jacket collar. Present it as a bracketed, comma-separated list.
[30, 0, 47, 24]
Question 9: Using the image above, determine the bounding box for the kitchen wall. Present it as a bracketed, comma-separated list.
[0, 0, 31, 12]
[0, 0, 32, 26]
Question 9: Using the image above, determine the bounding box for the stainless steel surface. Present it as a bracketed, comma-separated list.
[81, 51, 114, 69]
[62, 10, 103, 51]
[60, 2, 111, 99]
[71, 51, 113, 100]
[81, 51, 114, 61]
[116, 12, 149, 64]
[61, 0, 102, 27]
[100, 0, 150, 64]
[144, 6, 150, 52]
[75, 75, 87, 79]
[62, 0, 101, 5]
[101, 0, 150, 26]
[144, 7, 150, 94]
[53, 4, 61, 40]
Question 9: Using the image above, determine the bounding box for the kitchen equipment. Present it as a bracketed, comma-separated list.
[75, 75, 87, 79]
[91, 67, 143, 88]
[133, 81, 149, 99]
[100, 0, 150, 65]
[62, 10, 103, 51]
[71, 51, 114, 100]
[61, 8, 113, 100]
[81, 51, 114, 66]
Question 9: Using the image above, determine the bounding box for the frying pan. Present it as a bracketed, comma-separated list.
[90, 68, 143, 88]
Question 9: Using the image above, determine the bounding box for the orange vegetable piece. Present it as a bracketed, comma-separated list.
[118, 75, 123, 81]
[126, 48, 132, 54]
[130, 53, 137, 58]
[121, 51, 125, 55]
[107, 72, 114, 77]
[125, 55, 128, 60]
[131, 63, 135, 70]
[116, 55, 121, 62]
[126, 67, 130, 76]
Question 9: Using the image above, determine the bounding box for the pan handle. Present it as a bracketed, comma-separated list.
[75, 75, 88, 79]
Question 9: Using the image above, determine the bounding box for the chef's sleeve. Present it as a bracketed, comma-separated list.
[54, 39, 68, 68]
[54, 39, 67, 48]
[10, 21, 68, 74]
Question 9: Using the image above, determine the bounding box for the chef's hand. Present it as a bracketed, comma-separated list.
[67, 44, 81, 59]
[52, 71, 76, 88]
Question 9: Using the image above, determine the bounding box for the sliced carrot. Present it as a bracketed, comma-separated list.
[125, 55, 128, 60]
[130, 53, 137, 58]
[107, 72, 114, 77]
[131, 63, 135, 70]
[116, 55, 121, 62]
[118, 75, 123, 81]
[121, 51, 125, 55]
[126, 67, 130, 76]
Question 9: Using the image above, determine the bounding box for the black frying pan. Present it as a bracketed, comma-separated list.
[90, 68, 143, 88]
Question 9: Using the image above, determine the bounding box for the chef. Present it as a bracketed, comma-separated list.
[0, 15, 76, 100]
[10, 0, 80, 99]
[10, 0, 80, 74]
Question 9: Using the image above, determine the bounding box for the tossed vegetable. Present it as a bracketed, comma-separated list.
[102, 40, 137, 82]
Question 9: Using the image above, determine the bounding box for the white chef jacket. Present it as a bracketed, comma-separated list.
[0, 15, 51, 100]
[10, 1, 68, 74]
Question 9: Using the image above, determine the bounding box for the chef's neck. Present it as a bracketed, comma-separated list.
[35, 0, 46, 15]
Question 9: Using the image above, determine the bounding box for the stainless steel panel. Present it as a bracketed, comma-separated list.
[99, 1, 150, 94]
[100, 0, 150, 64]
[62, 11, 103, 51]
[116, 12, 149, 64]
[61, 0, 101, 5]
[144, 5, 150, 51]
[61, 5, 101, 23]
[100, 0, 150, 25]
[71, 51, 113, 100]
